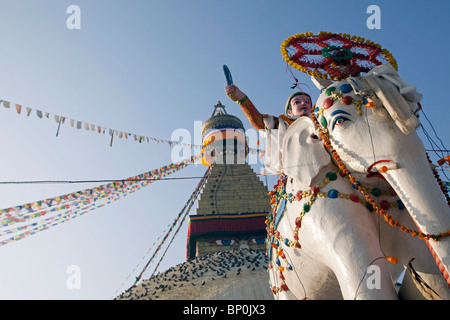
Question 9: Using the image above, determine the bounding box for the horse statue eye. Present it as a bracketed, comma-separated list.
[331, 115, 351, 131]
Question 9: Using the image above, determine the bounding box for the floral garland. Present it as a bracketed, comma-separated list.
[280, 31, 397, 81]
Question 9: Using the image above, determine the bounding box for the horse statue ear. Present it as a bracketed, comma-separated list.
[311, 76, 333, 90]
[361, 64, 422, 135]
[282, 117, 331, 187]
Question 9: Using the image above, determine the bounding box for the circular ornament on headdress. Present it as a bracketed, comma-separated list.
[281, 31, 397, 81]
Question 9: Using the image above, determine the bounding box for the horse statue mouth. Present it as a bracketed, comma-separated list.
[366, 160, 398, 180]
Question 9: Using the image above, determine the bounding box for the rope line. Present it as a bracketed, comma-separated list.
[0, 173, 277, 185]
[127, 166, 212, 289]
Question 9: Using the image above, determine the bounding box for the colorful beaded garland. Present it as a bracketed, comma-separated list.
[266, 171, 404, 248]
[315, 83, 369, 123]
[310, 108, 450, 242]
[266, 128, 450, 295]
[266, 170, 405, 295]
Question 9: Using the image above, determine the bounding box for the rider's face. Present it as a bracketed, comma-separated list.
[288, 95, 311, 117]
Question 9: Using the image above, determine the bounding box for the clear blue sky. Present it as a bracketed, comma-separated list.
[0, 0, 448, 299]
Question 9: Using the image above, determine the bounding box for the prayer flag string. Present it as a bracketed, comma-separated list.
[0, 154, 201, 246]
[0, 99, 261, 153]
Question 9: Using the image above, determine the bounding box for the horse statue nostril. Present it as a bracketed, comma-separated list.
[310, 133, 319, 140]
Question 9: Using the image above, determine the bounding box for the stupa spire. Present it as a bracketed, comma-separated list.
[186, 102, 270, 260]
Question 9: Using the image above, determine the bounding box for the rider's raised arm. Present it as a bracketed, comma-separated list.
[225, 84, 265, 130]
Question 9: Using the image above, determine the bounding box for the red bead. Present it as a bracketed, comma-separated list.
[296, 190, 303, 201]
[341, 95, 353, 105]
[380, 200, 390, 210]
[323, 97, 334, 109]
[311, 186, 320, 196]
[295, 217, 302, 228]
[350, 194, 360, 202]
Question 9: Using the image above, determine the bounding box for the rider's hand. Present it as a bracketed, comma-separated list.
[225, 84, 246, 102]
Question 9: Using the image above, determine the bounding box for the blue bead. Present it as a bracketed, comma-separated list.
[275, 258, 281, 266]
[287, 264, 293, 270]
[339, 84, 352, 93]
[288, 193, 293, 203]
[328, 189, 339, 199]
[284, 238, 289, 246]
[397, 200, 405, 210]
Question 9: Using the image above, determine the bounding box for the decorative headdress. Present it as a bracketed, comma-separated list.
[280, 31, 397, 81]
[281, 31, 424, 135]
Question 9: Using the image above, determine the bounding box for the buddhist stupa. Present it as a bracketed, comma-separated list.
[115, 102, 272, 300]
